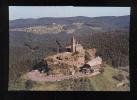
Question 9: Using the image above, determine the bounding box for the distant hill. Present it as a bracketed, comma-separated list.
[9, 15, 130, 31]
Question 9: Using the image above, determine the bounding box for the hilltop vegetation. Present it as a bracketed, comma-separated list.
[8, 64, 129, 91]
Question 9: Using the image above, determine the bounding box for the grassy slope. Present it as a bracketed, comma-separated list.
[88, 64, 129, 91]
[8, 64, 129, 91]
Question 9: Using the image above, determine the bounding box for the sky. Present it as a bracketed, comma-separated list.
[9, 6, 130, 20]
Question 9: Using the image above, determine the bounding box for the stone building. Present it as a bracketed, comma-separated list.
[65, 35, 84, 53]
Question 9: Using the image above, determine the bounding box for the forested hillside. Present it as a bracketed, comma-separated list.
[9, 15, 129, 90]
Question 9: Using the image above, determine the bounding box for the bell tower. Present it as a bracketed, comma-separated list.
[71, 35, 76, 52]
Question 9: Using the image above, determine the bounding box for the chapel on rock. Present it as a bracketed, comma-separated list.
[65, 35, 84, 53]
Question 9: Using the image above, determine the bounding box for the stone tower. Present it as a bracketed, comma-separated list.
[71, 35, 76, 52]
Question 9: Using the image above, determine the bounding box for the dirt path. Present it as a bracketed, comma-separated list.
[27, 71, 100, 82]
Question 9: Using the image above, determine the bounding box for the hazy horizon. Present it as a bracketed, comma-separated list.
[9, 6, 130, 20]
[9, 15, 130, 21]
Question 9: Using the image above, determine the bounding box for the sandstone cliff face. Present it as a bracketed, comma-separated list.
[85, 48, 96, 60]
[45, 51, 85, 68]
[86, 56, 102, 67]
[40, 48, 102, 76]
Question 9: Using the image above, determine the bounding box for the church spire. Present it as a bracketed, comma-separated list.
[71, 34, 76, 52]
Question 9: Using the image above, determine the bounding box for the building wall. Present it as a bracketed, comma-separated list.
[71, 37, 76, 52]
[70, 36, 84, 53]
[76, 45, 84, 53]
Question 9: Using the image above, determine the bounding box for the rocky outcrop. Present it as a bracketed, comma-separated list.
[45, 51, 85, 68]
[41, 48, 102, 76]
[85, 48, 96, 60]
[86, 56, 102, 67]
